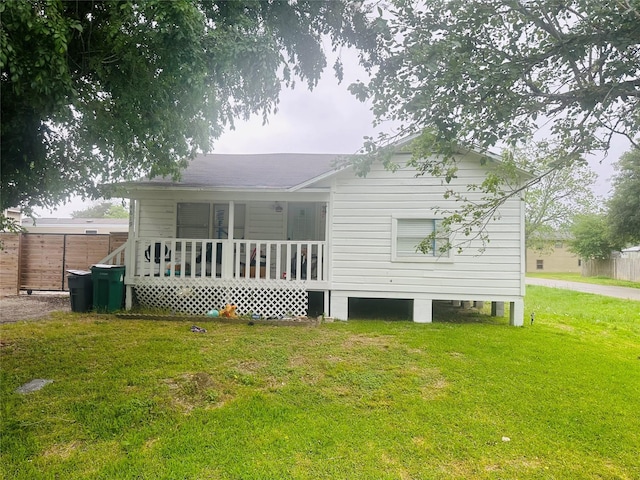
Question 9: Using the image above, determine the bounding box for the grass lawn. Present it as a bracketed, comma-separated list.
[1, 287, 639, 479]
[527, 272, 640, 289]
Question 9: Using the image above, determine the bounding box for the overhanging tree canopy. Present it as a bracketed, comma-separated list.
[1, 0, 379, 213]
[357, 0, 640, 158]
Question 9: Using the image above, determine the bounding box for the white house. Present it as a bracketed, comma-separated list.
[104, 145, 527, 325]
[21, 217, 129, 235]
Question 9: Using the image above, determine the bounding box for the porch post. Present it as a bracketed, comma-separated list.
[228, 201, 235, 240]
[125, 285, 133, 310]
[323, 290, 330, 318]
[413, 299, 433, 323]
[125, 199, 137, 311]
[223, 201, 235, 278]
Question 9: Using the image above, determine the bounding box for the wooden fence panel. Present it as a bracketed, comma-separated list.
[583, 257, 640, 283]
[63, 235, 110, 289]
[20, 234, 66, 291]
[614, 257, 640, 282]
[109, 232, 128, 255]
[0, 234, 20, 296]
[18, 233, 127, 292]
[582, 259, 613, 278]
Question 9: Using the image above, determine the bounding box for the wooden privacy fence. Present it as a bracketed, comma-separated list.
[0, 232, 128, 295]
[582, 256, 640, 283]
[0, 234, 21, 296]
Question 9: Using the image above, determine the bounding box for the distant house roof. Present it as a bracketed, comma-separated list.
[528, 231, 574, 241]
[138, 153, 348, 190]
[22, 218, 128, 228]
[622, 245, 640, 253]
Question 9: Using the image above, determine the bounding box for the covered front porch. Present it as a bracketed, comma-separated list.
[100, 180, 334, 316]
[110, 237, 328, 317]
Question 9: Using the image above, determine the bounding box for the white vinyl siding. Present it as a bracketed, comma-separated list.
[328, 153, 525, 298]
[246, 203, 285, 240]
[138, 199, 175, 238]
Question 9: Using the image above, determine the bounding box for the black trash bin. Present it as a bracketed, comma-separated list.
[67, 270, 93, 313]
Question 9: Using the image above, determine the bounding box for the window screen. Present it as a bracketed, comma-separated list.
[177, 203, 210, 238]
[396, 219, 448, 257]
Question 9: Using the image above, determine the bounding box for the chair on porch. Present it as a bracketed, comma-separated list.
[144, 243, 172, 276]
[145, 243, 172, 264]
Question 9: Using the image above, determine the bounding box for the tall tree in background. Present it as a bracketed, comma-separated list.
[352, 0, 640, 245]
[1, 0, 379, 216]
[607, 148, 640, 245]
[516, 142, 601, 248]
[569, 214, 622, 260]
[71, 201, 129, 219]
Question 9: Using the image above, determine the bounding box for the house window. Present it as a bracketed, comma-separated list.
[536, 259, 544, 270]
[176, 202, 246, 239]
[394, 218, 449, 259]
[177, 203, 210, 238]
[578, 259, 582, 267]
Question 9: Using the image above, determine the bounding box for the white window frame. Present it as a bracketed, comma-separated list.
[391, 216, 453, 263]
[176, 202, 246, 239]
[176, 202, 211, 239]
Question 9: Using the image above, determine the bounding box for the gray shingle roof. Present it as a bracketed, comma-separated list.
[145, 153, 347, 189]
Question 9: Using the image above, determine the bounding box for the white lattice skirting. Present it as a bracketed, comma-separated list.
[132, 278, 308, 317]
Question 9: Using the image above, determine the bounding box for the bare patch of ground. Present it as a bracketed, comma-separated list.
[0, 293, 70, 323]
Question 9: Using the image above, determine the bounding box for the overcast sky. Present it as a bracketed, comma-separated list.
[35, 52, 623, 217]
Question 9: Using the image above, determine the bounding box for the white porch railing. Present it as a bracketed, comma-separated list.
[131, 238, 326, 282]
[98, 242, 127, 266]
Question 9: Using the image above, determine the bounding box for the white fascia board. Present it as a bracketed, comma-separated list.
[121, 186, 331, 203]
[390, 134, 533, 179]
[288, 165, 350, 192]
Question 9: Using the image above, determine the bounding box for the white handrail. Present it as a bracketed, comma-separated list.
[97, 242, 127, 266]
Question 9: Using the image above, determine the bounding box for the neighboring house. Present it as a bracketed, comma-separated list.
[1, 208, 22, 231]
[105, 144, 528, 325]
[22, 217, 129, 235]
[621, 245, 640, 258]
[3, 208, 21, 222]
[526, 236, 582, 273]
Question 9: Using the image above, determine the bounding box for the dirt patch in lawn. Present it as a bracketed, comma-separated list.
[0, 293, 70, 323]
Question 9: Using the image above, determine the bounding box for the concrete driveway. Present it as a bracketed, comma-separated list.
[526, 277, 640, 301]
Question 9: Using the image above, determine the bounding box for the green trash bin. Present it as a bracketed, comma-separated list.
[91, 265, 125, 313]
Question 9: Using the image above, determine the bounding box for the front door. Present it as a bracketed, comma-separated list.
[287, 202, 319, 240]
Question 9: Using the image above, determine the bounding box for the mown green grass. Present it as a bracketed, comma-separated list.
[527, 272, 640, 289]
[1, 287, 639, 479]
